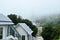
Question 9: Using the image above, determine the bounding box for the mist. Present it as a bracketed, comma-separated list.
[0, 0, 60, 22]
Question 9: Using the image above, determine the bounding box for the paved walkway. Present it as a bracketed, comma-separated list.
[37, 36, 44, 40]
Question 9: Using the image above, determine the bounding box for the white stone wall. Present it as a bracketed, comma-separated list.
[37, 27, 42, 36]
[32, 37, 37, 40]
[28, 35, 32, 40]
[37, 36, 44, 40]
[0, 26, 8, 40]
[16, 26, 28, 40]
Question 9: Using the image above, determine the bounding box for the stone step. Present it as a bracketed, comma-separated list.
[37, 36, 44, 40]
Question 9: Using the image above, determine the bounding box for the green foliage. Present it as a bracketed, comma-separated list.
[8, 14, 18, 25]
[32, 25, 38, 37]
[41, 23, 53, 40]
[36, 14, 60, 40]
[21, 19, 38, 36]
[8, 14, 38, 37]
[41, 22, 60, 40]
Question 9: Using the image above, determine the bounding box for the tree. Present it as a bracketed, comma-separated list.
[8, 14, 18, 25]
[40, 21, 60, 40]
[41, 23, 54, 40]
[8, 14, 38, 37]
[20, 19, 38, 37]
[36, 14, 60, 40]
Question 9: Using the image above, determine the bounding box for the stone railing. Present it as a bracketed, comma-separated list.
[1, 35, 18, 40]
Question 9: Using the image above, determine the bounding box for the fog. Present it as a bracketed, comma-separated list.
[0, 0, 60, 21]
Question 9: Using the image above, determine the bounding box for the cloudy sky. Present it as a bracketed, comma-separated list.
[0, 0, 60, 21]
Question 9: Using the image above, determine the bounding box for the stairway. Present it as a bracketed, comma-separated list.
[37, 36, 44, 40]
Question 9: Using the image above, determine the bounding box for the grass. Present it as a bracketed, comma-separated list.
[53, 36, 60, 40]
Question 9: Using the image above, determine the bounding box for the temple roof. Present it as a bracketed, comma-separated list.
[0, 14, 14, 25]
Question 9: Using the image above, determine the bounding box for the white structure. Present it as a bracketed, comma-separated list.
[15, 23, 33, 40]
[33, 23, 44, 40]
[0, 14, 21, 40]
[36, 23, 44, 40]
[0, 14, 13, 40]
[0, 14, 33, 40]
[37, 36, 44, 40]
